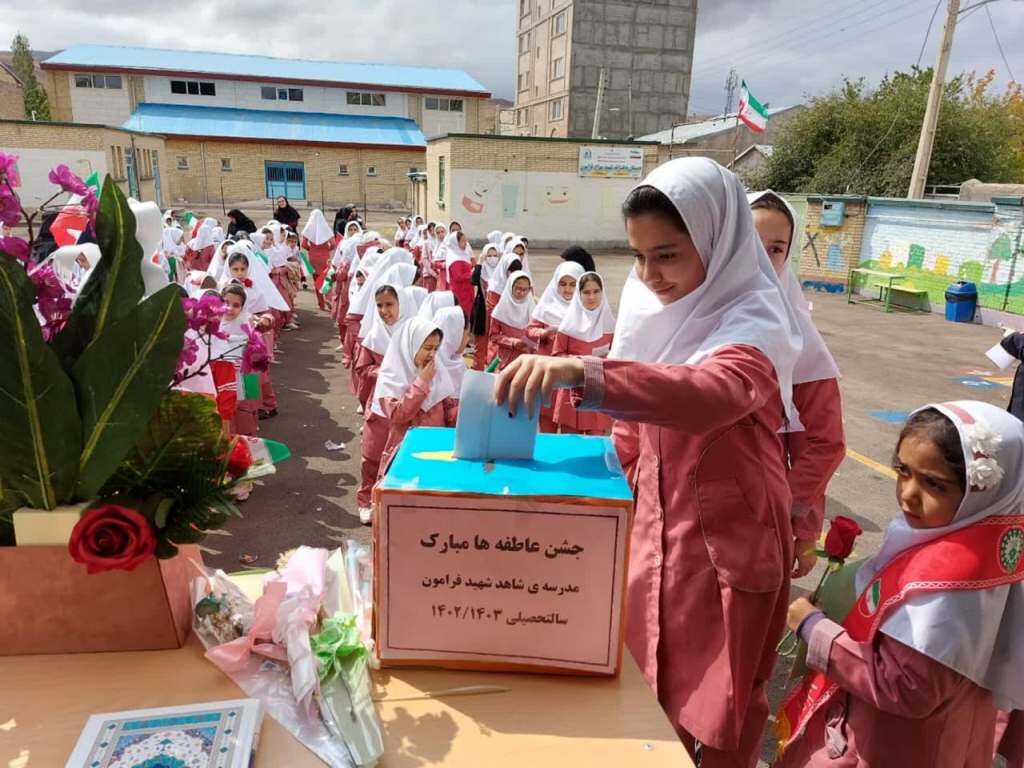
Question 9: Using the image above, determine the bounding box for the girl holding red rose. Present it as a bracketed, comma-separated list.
[777, 401, 1024, 767]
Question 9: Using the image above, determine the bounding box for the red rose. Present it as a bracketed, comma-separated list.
[68, 504, 156, 575]
[824, 516, 863, 560]
[227, 437, 253, 477]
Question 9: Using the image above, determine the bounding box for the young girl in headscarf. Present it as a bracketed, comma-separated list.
[551, 272, 616, 435]
[431, 223, 449, 291]
[352, 259, 416, 408]
[749, 190, 846, 581]
[778, 401, 1024, 767]
[493, 157, 804, 767]
[342, 244, 384, 377]
[445, 230, 475, 315]
[418, 222, 440, 292]
[186, 220, 217, 272]
[487, 270, 535, 370]
[161, 223, 186, 282]
[301, 208, 338, 312]
[433, 305, 471, 395]
[504, 237, 531, 276]
[416, 290, 457, 321]
[528, 261, 585, 431]
[470, 243, 502, 370]
[369, 317, 459, 503]
[329, 222, 363, 350]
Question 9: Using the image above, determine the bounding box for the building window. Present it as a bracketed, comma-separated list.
[261, 86, 276, 100]
[554, 10, 567, 35]
[438, 156, 446, 200]
[347, 91, 386, 106]
[288, 88, 304, 102]
[409, 167, 419, 173]
[262, 85, 304, 101]
[176, 155, 189, 170]
[76, 73, 122, 89]
[366, 166, 378, 177]
[517, 73, 526, 92]
[549, 98, 563, 120]
[221, 158, 232, 172]
[551, 57, 565, 80]
[338, 164, 349, 176]
[171, 79, 216, 96]
[424, 97, 463, 112]
[519, 32, 529, 54]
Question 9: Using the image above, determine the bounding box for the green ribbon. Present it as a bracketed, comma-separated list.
[310, 614, 366, 685]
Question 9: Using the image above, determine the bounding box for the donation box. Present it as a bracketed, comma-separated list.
[373, 427, 633, 676]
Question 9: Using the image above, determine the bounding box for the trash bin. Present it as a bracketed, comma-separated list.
[945, 281, 978, 323]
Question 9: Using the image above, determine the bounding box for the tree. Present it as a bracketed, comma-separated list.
[750, 68, 1023, 195]
[10, 32, 50, 121]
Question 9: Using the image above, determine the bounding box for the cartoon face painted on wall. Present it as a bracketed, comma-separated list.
[543, 186, 571, 206]
[462, 179, 490, 215]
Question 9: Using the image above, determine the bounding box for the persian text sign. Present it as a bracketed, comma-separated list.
[375, 493, 629, 674]
[578, 146, 645, 179]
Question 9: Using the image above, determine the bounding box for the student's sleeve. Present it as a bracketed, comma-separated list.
[788, 378, 847, 542]
[491, 321, 523, 353]
[551, 331, 570, 357]
[804, 619, 967, 717]
[380, 378, 431, 427]
[612, 419, 640, 486]
[1001, 332, 1024, 360]
[524, 320, 548, 346]
[575, 344, 780, 434]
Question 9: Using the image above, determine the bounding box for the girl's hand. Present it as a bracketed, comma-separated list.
[493, 355, 585, 418]
[420, 358, 437, 383]
[786, 597, 819, 633]
[792, 537, 818, 578]
[257, 315, 273, 329]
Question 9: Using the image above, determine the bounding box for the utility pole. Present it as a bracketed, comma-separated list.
[591, 67, 607, 140]
[723, 68, 738, 117]
[908, 0, 960, 199]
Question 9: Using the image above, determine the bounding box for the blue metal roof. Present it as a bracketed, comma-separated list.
[122, 103, 426, 148]
[43, 45, 490, 96]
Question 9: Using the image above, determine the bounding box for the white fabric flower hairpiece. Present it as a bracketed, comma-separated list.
[965, 421, 1004, 491]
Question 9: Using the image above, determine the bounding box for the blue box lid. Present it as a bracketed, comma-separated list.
[378, 427, 633, 501]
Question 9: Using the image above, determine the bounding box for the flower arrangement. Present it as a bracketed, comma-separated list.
[0, 156, 286, 572]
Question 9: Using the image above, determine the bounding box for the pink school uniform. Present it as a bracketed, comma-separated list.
[300, 209, 338, 311]
[776, 401, 1024, 768]
[372, 317, 459, 478]
[528, 262, 585, 431]
[486, 269, 534, 371]
[573, 158, 804, 765]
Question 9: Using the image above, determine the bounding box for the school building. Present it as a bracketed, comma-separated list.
[423, 133, 660, 247]
[26, 44, 493, 208]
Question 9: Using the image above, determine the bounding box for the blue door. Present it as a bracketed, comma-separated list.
[265, 161, 305, 201]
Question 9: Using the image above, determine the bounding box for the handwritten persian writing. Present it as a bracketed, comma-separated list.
[419, 532, 585, 559]
[420, 573, 581, 596]
[431, 604, 569, 626]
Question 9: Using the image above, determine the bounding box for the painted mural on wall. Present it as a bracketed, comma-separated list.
[859, 203, 1024, 313]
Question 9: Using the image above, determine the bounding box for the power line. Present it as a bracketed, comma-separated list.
[984, 5, 1017, 82]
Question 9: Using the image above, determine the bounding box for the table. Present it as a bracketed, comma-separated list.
[0, 637, 689, 767]
[847, 267, 915, 313]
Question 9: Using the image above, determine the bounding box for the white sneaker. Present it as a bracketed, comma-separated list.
[356, 403, 364, 414]
[335, 344, 344, 352]
[358, 506, 373, 525]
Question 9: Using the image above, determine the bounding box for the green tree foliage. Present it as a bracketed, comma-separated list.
[751, 68, 1024, 195]
[10, 32, 50, 121]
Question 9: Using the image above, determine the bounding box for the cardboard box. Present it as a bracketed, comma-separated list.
[374, 427, 633, 676]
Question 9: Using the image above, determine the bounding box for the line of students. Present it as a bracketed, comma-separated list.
[488, 157, 1024, 767]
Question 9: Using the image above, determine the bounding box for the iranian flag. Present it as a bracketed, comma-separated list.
[738, 81, 769, 133]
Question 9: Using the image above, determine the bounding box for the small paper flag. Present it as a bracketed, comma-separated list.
[241, 372, 261, 401]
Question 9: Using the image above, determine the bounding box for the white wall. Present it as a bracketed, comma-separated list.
[449, 167, 631, 247]
[419, 104, 468, 139]
[1, 147, 107, 206]
[142, 75, 408, 117]
[69, 78, 132, 125]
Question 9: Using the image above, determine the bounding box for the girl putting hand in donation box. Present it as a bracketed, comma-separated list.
[775, 402, 1024, 767]
[495, 157, 804, 767]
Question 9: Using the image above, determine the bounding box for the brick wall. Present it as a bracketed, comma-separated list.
[44, 71, 73, 122]
[797, 197, 867, 290]
[163, 138, 425, 209]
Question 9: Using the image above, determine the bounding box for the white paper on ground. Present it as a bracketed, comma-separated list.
[453, 369, 538, 460]
[986, 342, 1017, 371]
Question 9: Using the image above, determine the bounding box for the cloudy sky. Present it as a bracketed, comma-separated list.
[5, 0, 1021, 117]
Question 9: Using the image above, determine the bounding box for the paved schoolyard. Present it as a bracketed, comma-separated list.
[203, 250, 1012, 763]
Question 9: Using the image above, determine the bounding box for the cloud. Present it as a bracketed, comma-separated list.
[5, 0, 1020, 116]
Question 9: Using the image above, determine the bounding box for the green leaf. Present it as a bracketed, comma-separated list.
[0, 257, 82, 509]
[154, 497, 175, 529]
[72, 284, 185, 499]
[52, 177, 146, 370]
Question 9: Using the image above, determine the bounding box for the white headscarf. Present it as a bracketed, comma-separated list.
[489, 252, 523, 296]
[265, 220, 285, 245]
[359, 261, 417, 337]
[491, 270, 535, 329]
[479, 243, 502, 284]
[444, 232, 472, 271]
[532, 261, 585, 327]
[609, 157, 802, 420]
[211, 226, 225, 244]
[417, 290, 457, 320]
[343, 220, 363, 240]
[332, 234, 359, 269]
[370, 317, 456, 417]
[349, 247, 413, 318]
[503, 237, 531, 275]
[431, 226, 448, 261]
[301, 209, 334, 246]
[487, 230, 504, 246]
[161, 226, 185, 257]
[189, 222, 216, 251]
[407, 285, 428, 309]
[856, 401, 1024, 710]
[558, 272, 616, 343]
[361, 282, 416, 356]
[748, 190, 840, 386]
[434, 305, 468, 394]
[184, 269, 216, 298]
[225, 240, 289, 312]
